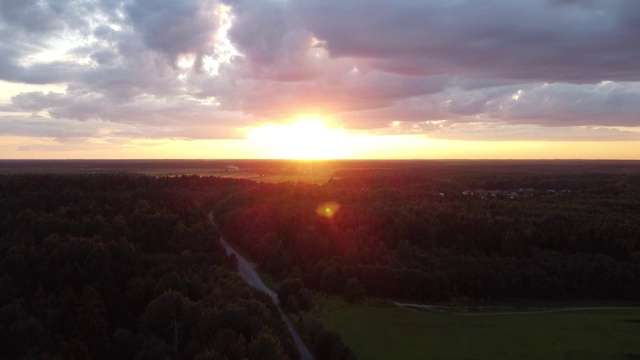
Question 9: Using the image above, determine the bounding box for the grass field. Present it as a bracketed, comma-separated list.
[217, 173, 335, 185]
[328, 306, 640, 360]
[0, 160, 336, 184]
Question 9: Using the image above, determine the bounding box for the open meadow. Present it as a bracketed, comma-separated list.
[0, 159, 338, 184]
[328, 306, 640, 360]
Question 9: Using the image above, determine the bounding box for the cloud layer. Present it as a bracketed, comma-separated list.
[1, 0, 640, 143]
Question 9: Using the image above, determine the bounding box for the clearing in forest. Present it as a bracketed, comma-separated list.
[328, 306, 640, 360]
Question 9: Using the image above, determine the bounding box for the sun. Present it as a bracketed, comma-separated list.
[247, 115, 352, 159]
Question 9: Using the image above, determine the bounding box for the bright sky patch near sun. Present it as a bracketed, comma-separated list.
[247, 115, 356, 159]
[1, 0, 640, 159]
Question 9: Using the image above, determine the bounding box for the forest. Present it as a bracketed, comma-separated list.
[209, 163, 640, 302]
[2, 161, 640, 359]
[0, 174, 304, 359]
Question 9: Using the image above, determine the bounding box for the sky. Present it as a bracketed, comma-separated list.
[1, 0, 640, 159]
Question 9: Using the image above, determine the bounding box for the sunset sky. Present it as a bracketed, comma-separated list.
[1, 0, 640, 159]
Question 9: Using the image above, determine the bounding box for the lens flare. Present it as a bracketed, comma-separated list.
[316, 201, 341, 218]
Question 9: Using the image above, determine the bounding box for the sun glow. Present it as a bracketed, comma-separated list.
[247, 115, 353, 159]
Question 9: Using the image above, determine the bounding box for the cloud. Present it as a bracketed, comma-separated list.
[3, 90, 247, 127]
[294, 0, 640, 82]
[1, 0, 640, 147]
[201, 59, 448, 118]
[491, 82, 640, 126]
[0, 114, 101, 140]
[429, 123, 640, 142]
[1, 91, 65, 112]
[333, 80, 640, 133]
[0, 0, 67, 34]
[125, 0, 220, 67]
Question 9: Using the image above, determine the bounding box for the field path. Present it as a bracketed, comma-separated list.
[395, 302, 640, 315]
[210, 214, 314, 360]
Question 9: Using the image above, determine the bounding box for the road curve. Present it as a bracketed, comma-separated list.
[219, 236, 315, 360]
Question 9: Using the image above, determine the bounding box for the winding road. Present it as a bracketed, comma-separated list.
[212, 213, 314, 360]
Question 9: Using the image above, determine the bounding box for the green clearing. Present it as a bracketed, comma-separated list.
[225, 173, 335, 185]
[328, 306, 640, 360]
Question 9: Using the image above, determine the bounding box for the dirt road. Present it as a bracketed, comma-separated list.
[219, 236, 315, 360]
